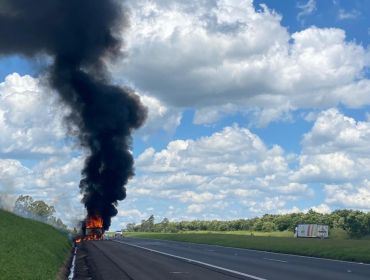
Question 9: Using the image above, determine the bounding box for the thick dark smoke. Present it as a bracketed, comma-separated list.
[0, 0, 147, 230]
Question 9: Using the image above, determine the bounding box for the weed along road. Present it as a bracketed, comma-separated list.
[72, 238, 370, 280]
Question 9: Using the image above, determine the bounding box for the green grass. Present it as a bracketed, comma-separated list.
[176, 230, 294, 238]
[125, 231, 370, 263]
[0, 210, 71, 280]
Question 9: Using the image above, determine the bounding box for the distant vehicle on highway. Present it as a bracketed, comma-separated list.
[294, 224, 329, 238]
[103, 231, 123, 240]
[114, 231, 123, 238]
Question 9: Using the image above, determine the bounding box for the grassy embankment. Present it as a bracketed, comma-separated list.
[0, 209, 71, 280]
[125, 230, 370, 263]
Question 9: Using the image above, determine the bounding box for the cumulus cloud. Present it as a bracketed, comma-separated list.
[302, 108, 370, 155]
[325, 181, 370, 210]
[128, 125, 311, 218]
[309, 203, 331, 214]
[117, 209, 148, 222]
[187, 204, 206, 214]
[0, 73, 68, 158]
[0, 159, 31, 193]
[136, 93, 182, 138]
[112, 0, 370, 126]
[293, 109, 370, 183]
[125, 109, 370, 220]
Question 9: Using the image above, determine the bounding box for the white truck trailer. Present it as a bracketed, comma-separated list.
[294, 224, 329, 238]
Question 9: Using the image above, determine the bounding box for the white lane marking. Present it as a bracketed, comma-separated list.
[68, 247, 78, 280]
[132, 238, 370, 266]
[116, 241, 267, 280]
[263, 258, 287, 263]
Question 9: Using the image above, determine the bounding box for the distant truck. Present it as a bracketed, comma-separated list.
[114, 231, 123, 238]
[294, 224, 329, 238]
[103, 231, 123, 240]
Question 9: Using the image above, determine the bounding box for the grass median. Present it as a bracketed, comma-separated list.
[124, 231, 370, 263]
[0, 209, 71, 280]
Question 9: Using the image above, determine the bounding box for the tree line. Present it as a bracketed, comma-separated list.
[13, 195, 68, 231]
[126, 209, 370, 238]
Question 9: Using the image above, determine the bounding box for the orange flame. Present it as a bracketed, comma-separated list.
[86, 215, 103, 229]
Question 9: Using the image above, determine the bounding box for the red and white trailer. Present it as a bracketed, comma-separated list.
[294, 224, 329, 238]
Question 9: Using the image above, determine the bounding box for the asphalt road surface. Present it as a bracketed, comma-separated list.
[73, 237, 370, 280]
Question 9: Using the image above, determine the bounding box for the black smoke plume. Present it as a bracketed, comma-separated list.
[0, 0, 147, 230]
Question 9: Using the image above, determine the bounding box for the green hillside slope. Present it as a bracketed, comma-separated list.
[0, 209, 71, 280]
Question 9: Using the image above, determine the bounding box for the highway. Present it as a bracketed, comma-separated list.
[73, 238, 370, 280]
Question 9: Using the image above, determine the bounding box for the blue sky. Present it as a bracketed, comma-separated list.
[1, 0, 370, 230]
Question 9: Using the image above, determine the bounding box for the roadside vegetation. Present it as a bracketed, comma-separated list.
[126, 209, 370, 238]
[0, 209, 71, 280]
[13, 195, 68, 230]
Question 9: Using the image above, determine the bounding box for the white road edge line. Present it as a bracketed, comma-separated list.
[263, 258, 287, 263]
[115, 240, 267, 280]
[68, 247, 78, 280]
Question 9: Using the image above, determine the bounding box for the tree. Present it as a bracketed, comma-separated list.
[253, 220, 263, 231]
[344, 211, 369, 238]
[261, 222, 277, 232]
[146, 215, 155, 231]
[14, 195, 34, 218]
[125, 223, 136, 232]
[13, 195, 67, 230]
[29, 200, 55, 222]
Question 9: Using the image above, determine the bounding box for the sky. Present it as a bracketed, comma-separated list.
[0, 0, 370, 230]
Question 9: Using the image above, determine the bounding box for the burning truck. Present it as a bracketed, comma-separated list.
[75, 215, 104, 243]
[84, 216, 104, 240]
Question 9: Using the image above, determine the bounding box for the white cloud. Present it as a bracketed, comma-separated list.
[0, 73, 68, 158]
[0, 159, 31, 193]
[128, 109, 370, 220]
[111, 0, 370, 126]
[325, 181, 370, 210]
[294, 109, 370, 183]
[118, 209, 147, 220]
[309, 203, 331, 214]
[302, 108, 370, 155]
[136, 93, 182, 138]
[278, 203, 331, 214]
[187, 204, 206, 214]
[338, 9, 360, 20]
[129, 125, 311, 218]
[247, 196, 287, 214]
[180, 191, 214, 203]
[297, 0, 316, 22]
